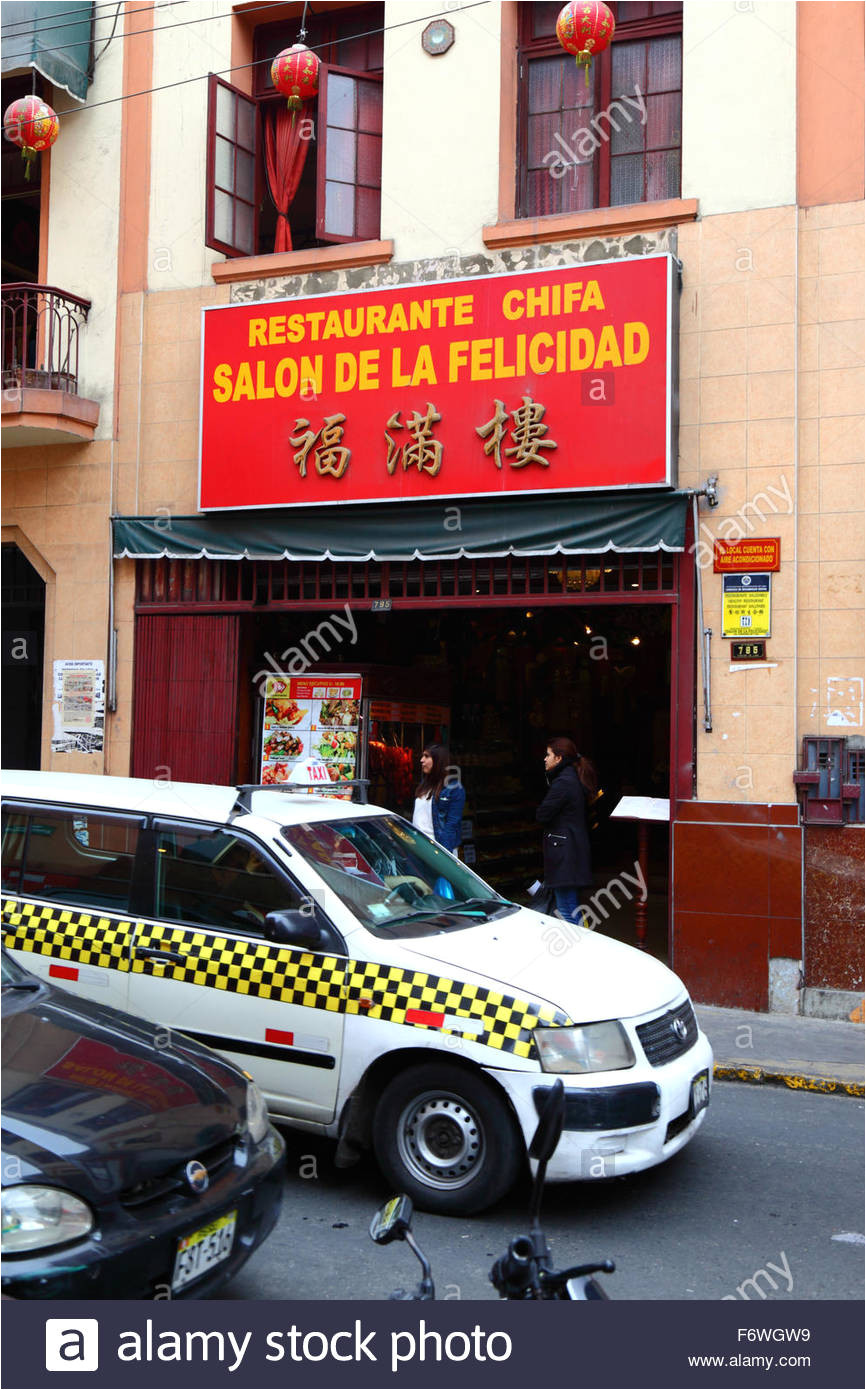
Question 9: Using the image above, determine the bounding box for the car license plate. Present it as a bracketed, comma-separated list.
[171, 1211, 237, 1292]
[690, 1069, 710, 1118]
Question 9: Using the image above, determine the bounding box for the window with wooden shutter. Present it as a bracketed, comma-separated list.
[205, 74, 259, 258]
[517, 1, 682, 219]
[205, 5, 384, 258]
[316, 67, 383, 243]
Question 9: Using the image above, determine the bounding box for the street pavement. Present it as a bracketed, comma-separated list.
[217, 1004, 865, 1301]
[696, 1003, 865, 1097]
[222, 1084, 865, 1302]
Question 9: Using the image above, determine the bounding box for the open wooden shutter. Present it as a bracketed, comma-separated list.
[205, 73, 259, 258]
[316, 66, 382, 243]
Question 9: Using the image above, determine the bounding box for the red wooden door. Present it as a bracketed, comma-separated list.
[132, 614, 240, 784]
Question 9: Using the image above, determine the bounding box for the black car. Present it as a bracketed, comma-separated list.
[1, 951, 284, 1298]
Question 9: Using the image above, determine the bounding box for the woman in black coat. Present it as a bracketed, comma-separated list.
[536, 735, 596, 925]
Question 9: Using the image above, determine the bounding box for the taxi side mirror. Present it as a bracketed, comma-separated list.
[263, 909, 326, 950]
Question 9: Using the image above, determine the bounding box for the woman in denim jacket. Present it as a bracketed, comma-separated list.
[412, 743, 465, 852]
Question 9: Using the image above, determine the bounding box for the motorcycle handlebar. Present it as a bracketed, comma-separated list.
[490, 1236, 537, 1297]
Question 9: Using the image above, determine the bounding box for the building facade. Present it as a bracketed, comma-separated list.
[2, 0, 863, 1017]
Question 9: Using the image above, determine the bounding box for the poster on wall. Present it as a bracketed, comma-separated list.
[260, 673, 362, 797]
[721, 573, 772, 639]
[51, 659, 105, 753]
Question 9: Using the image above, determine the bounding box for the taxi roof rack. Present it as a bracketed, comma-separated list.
[232, 780, 370, 816]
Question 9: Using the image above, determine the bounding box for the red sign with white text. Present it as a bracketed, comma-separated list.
[199, 256, 676, 509]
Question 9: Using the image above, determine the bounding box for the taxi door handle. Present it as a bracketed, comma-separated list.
[134, 946, 188, 965]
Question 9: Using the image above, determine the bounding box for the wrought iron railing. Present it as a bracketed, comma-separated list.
[1, 282, 91, 395]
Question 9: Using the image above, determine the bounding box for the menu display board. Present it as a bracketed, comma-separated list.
[260, 674, 362, 794]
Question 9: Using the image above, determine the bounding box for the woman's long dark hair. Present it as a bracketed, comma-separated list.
[416, 743, 450, 799]
[547, 735, 598, 798]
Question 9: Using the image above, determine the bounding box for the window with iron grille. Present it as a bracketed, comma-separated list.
[135, 554, 679, 611]
[517, 1, 683, 219]
[205, 5, 383, 258]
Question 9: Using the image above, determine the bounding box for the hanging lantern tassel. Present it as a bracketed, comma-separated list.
[21, 145, 38, 180]
[271, 43, 320, 129]
[3, 95, 60, 181]
[575, 47, 594, 89]
[555, 2, 616, 91]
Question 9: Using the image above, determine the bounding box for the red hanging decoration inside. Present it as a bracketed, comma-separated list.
[3, 95, 60, 180]
[271, 43, 320, 115]
[555, 2, 616, 87]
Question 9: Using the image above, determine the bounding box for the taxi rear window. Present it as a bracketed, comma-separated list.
[2, 808, 140, 915]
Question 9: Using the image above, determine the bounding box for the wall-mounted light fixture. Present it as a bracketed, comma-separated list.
[421, 19, 455, 56]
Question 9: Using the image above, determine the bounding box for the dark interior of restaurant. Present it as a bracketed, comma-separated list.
[242, 602, 675, 958]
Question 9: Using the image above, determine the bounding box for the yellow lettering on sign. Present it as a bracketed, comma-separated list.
[582, 279, 605, 311]
[502, 290, 523, 320]
[449, 340, 470, 382]
[454, 295, 475, 326]
[409, 301, 432, 332]
[255, 360, 274, 399]
[470, 338, 493, 381]
[623, 321, 649, 364]
[232, 362, 255, 401]
[212, 363, 233, 402]
[358, 350, 380, 391]
[335, 353, 357, 392]
[274, 358, 297, 397]
[386, 303, 409, 334]
[593, 325, 622, 369]
[528, 332, 554, 374]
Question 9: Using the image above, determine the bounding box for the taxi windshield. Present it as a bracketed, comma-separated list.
[280, 815, 516, 938]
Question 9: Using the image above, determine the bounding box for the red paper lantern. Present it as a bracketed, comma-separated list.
[555, 2, 616, 86]
[3, 95, 59, 180]
[271, 43, 320, 112]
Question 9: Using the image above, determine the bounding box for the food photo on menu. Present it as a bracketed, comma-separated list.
[318, 697, 360, 727]
[260, 675, 362, 790]
[262, 730, 307, 761]
[264, 696, 306, 727]
[312, 729, 357, 762]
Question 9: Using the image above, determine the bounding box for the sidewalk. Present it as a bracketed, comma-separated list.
[695, 1004, 865, 1098]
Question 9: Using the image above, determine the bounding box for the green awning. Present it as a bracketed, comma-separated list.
[113, 492, 690, 562]
[1, 2, 93, 102]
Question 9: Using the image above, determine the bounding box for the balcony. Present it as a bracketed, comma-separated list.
[2, 283, 100, 445]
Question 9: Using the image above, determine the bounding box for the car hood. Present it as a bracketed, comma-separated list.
[1, 983, 245, 1205]
[390, 907, 685, 1022]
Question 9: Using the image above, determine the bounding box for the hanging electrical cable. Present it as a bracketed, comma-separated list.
[0, 0, 185, 40]
[21, 2, 490, 121]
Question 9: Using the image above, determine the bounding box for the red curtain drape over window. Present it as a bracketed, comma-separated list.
[264, 105, 310, 252]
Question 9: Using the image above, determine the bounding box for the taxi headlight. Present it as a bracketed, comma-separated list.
[2, 1185, 94, 1253]
[534, 1022, 635, 1074]
[245, 1081, 270, 1143]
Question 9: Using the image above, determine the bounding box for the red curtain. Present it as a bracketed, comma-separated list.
[264, 105, 310, 253]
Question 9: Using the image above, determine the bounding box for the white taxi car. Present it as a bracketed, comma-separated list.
[1, 771, 712, 1214]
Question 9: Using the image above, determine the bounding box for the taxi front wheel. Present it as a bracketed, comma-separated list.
[372, 1062, 524, 1215]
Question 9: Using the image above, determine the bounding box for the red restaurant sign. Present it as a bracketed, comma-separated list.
[199, 256, 677, 510]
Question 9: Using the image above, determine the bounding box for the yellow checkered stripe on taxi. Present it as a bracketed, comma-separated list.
[130, 920, 345, 1010]
[2, 896, 572, 1058]
[343, 960, 572, 1059]
[2, 897, 132, 971]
